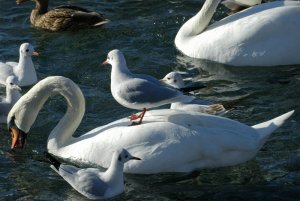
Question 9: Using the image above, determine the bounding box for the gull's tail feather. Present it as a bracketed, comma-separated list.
[252, 110, 294, 148]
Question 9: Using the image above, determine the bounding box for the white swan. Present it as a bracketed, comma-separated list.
[8, 76, 294, 174]
[0, 76, 22, 123]
[160, 72, 226, 115]
[175, 0, 300, 66]
[0, 43, 38, 87]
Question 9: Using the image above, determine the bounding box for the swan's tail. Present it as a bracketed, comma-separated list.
[252, 110, 294, 147]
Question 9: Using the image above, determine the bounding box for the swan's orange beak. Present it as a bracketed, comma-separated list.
[10, 127, 27, 150]
[102, 59, 109, 65]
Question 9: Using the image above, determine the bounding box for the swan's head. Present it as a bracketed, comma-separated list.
[19, 43, 39, 57]
[114, 148, 141, 165]
[102, 49, 127, 69]
[160, 72, 185, 89]
[6, 76, 22, 92]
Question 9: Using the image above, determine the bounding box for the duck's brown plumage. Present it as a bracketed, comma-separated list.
[17, 0, 109, 31]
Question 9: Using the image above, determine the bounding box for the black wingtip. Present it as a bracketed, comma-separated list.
[179, 85, 207, 94]
[44, 152, 61, 170]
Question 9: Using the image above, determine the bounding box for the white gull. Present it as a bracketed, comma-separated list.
[0, 76, 22, 123]
[161, 72, 226, 115]
[102, 49, 193, 125]
[0, 43, 38, 87]
[47, 148, 141, 200]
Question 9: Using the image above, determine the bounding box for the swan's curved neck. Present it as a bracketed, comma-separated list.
[175, 0, 221, 42]
[11, 77, 85, 151]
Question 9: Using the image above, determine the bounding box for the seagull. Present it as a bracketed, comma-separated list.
[0, 76, 22, 123]
[0, 43, 38, 87]
[46, 148, 141, 200]
[160, 72, 226, 115]
[102, 49, 194, 125]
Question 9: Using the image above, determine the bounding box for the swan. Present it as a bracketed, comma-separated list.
[160, 72, 226, 115]
[0, 43, 38, 87]
[46, 149, 141, 200]
[175, 0, 300, 66]
[103, 49, 193, 125]
[0, 76, 22, 123]
[16, 0, 109, 31]
[7, 76, 294, 174]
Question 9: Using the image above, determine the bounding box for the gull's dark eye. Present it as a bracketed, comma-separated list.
[10, 83, 13, 85]
[118, 156, 122, 161]
[167, 77, 171, 80]
[26, 49, 29, 52]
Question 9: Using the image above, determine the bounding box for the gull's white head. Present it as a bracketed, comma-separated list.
[114, 148, 141, 164]
[19, 43, 39, 57]
[102, 49, 127, 67]
[6, 76, 21, 91]
[160, 72, 185, 89]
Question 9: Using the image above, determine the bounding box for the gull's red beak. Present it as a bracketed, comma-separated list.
[32, 51, 39, 56]
[102, 59, 109, 65]
[131, 156, 141, 160]
[10, 127, 27, 149]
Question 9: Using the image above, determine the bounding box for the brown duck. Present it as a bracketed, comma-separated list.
[16, 0, 109, 31]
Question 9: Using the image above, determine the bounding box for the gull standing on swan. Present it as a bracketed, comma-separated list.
[161, 72, 226, 115]
[102, 49, 193, 125]
[46, 149, 141, 200]
[0, 76, 22, 123]
[7, 76, 294, 174]
[0, 43, 38, 87]
[175, 0, 300, 66]
[16, 0, 109, 31]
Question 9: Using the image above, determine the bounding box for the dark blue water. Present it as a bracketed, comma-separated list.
[0, 0, 299, 200]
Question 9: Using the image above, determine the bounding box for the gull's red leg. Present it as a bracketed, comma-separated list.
[130, 108, 147, 126]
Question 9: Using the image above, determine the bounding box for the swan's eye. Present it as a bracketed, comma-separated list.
[26, 49, 29, 52]
[118, 156, 122, 161]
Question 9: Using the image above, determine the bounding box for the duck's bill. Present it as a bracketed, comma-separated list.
[10, 127, 27, 150]
[131, 156, 141, 160]
[16, 0, 30, 5]
[32, 51, 39, 56]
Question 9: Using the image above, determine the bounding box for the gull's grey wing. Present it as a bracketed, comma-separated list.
[118, 78, 182, 104]
[135, 74, 161, 85]
[58, 165, 108, 198]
